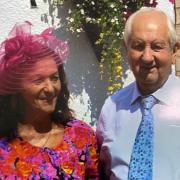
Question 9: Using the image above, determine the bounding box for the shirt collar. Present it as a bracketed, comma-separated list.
[131, 82, 141, 105]
[131, 70, 175, 106]
[153, 69, 177, 106]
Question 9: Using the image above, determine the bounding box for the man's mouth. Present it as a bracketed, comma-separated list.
[141, 65, 156, 71]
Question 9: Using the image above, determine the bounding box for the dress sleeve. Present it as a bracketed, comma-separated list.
[85, 128, 100, 179]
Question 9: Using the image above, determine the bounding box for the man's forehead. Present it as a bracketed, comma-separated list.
[135, 10, 166, 18]
[131, 12, 168, 36]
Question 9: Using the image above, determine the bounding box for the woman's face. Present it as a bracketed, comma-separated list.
[21, 56, 61, 115]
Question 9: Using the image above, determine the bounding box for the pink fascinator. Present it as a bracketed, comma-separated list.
[0, 21, 69, 95]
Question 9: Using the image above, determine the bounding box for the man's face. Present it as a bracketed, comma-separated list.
[126, 11, 176, 94]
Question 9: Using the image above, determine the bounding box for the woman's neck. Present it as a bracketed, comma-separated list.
[22, 110, 52, 133]
[17, 114, 65, 148]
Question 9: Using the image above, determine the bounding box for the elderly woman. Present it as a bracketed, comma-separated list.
[0, 21, 99, 179]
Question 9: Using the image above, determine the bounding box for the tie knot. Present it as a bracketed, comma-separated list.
[141, 95, 156, 110]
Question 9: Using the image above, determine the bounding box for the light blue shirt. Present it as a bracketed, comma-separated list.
[97, 71, 180, 180]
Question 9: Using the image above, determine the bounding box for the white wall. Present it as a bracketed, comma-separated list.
[0, 0, 49, 41]
[0, 0, 175, 127]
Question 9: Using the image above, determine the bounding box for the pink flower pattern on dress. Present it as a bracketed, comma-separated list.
[0, 119, 100, 179]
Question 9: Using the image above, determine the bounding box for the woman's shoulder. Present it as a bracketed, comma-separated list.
[64, 119, 96, 148]
[66, 119, 96, 137]
[67, 119, 94, 129]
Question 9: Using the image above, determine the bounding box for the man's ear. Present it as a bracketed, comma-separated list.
[172, 41, 180, 64]
[173, 41, 180, 52]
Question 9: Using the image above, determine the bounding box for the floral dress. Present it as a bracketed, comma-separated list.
[0, 119, 99, 179]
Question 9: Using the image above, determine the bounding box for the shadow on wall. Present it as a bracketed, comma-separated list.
[41, 0, 109, 126]
[41, 0, 131, 126]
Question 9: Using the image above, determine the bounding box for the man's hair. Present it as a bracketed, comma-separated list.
[123, 7, 177, 49]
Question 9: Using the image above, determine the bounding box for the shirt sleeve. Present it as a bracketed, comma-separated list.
[96, 96, 113, 149]
[96, 97, 115, 179]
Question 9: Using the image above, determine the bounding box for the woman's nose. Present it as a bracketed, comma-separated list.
[44, 79, 54, 93]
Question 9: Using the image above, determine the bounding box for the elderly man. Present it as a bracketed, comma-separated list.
[97, 7, 180, 180]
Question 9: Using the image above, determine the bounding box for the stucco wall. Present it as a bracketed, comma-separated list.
[0, 0, 175, 126]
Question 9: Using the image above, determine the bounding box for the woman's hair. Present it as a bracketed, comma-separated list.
[51, 64, 74, 125]
[0, 21, 73, 137]
[123, 7, 177, 49]
[0, 94, 24, 137]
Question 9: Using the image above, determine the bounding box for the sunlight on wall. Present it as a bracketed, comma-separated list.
[69, 89, 96, 128]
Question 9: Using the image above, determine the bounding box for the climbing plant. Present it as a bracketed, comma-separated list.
[53, 0, 158, 93]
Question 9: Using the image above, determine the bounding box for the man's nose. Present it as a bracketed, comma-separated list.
[142, 46, 154, 63]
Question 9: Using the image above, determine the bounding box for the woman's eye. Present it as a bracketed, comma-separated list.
[51, 75, 59, 81]
[33, 78, 44, 84]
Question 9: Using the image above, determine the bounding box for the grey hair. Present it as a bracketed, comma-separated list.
[123, 7, 177, 49]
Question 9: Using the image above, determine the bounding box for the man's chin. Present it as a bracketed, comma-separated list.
[138, 73, 159, 84]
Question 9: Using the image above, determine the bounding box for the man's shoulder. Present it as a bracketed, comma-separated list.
[168, 72, 180, 86]
[111, 82, 135, 102]
[102, 82, 135, 109]
[98, 82, 136, 130]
